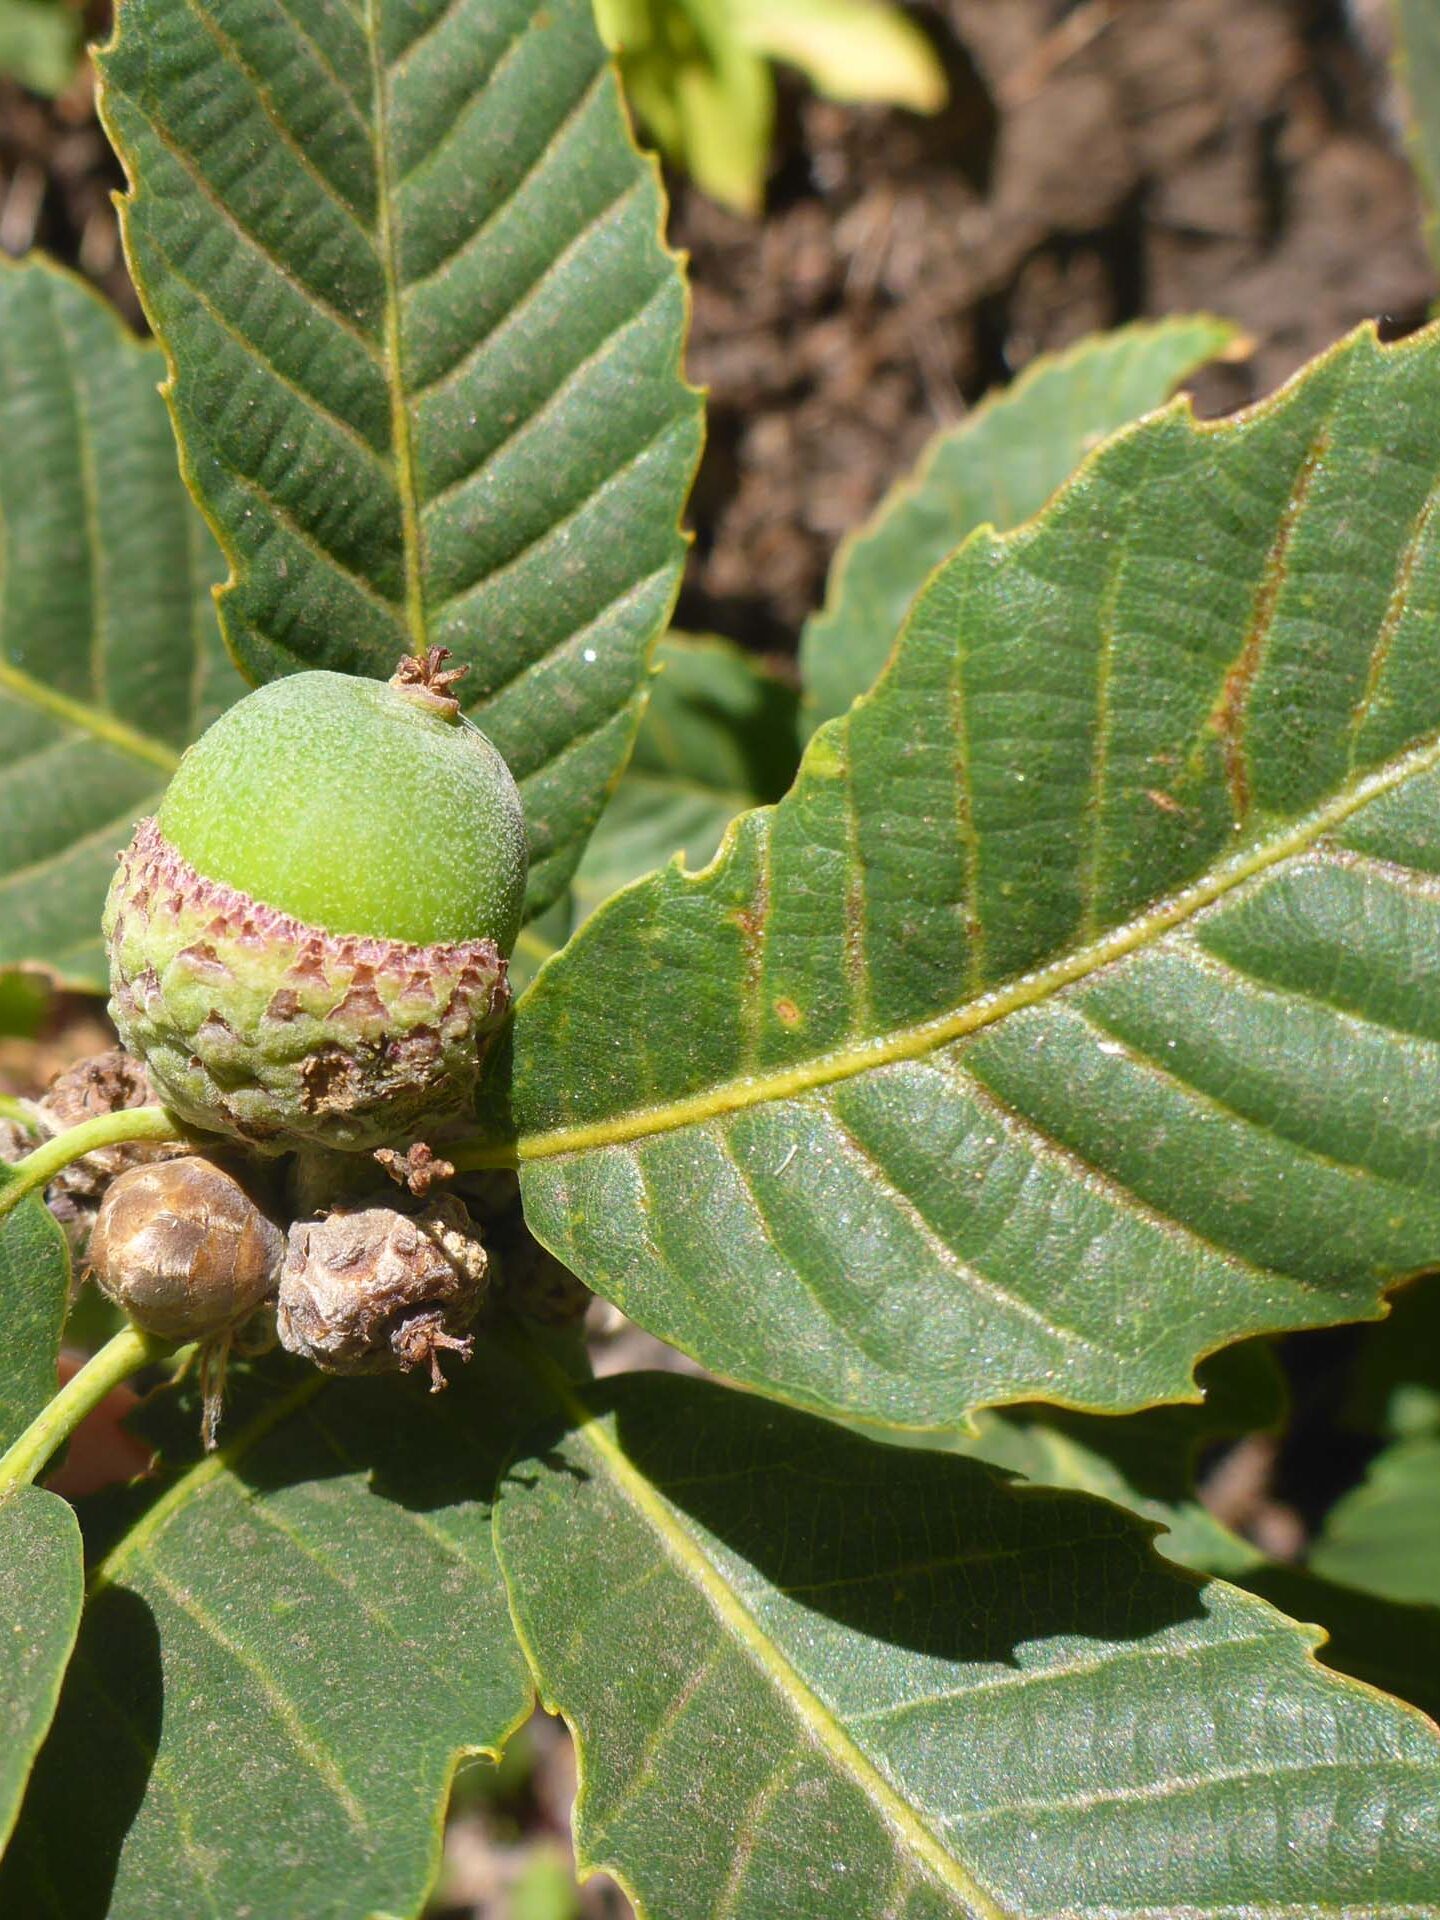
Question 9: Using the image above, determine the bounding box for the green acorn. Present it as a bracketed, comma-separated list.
[105, 650, 526, 1153]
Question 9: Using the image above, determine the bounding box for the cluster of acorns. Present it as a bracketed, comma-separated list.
[5, 652, 589, 1442]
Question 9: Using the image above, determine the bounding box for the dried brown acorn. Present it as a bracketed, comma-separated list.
[277, 1193, 488, 1388]
[88, 1155, 285, 1344]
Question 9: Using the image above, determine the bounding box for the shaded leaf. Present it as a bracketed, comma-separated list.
[0, 0, 80, 97]
[1310, 1435, 1440, 1609]
[0, 257, 237, 989]
[502, 320, 1440, 1430]
[0, 1172, 70, 1453]
[512, 633, 799, 988]
[800, 316, 1238, 735]
[98, 0, 702, 921]
[0, 1490, 82, 1859]
[889, 1342, 1440, 1728]
[1392, 0, 1440, 273]
[598, 0, 775, 216]
[1348, 1273, 1440, 1441]
[937, 1341, 1284, 1578]
[572, 632, 797, 922]
[497, 1371, 1440, 1919]
[1, 1349, 543, 1919]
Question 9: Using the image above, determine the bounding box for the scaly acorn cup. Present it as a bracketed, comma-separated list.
[105, 651, 526, 1154]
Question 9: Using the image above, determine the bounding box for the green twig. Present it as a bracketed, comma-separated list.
[0, 1325, 175, 1492]
[0, 1105, 182, 1224]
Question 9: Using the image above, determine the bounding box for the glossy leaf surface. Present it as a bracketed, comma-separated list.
[507, 321, 1440, 1429]
[98, 0, 702, 920]
[2, 1352, 542, 1919]
[0, 1491, 82, 1859]
[0, 259, 235, 989]
[497, 1372, 1440, 1919]
[800, 316, 1237, 733]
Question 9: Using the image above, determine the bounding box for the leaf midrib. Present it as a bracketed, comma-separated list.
[514, 1359, 1012, 1920]
[502, 723, 1440, 1165]
[365, 0, 426, 653]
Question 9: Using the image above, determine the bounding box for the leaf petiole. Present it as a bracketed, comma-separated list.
[0, 1325, 181, 1493]
[0, 1106, 183, 1225]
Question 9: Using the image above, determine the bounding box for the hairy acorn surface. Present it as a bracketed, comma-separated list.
[89, 1156, 285, 1342]
[105, 654, 527, 1153]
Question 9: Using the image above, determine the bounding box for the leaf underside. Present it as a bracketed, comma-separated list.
[497, 1373, 1440, 1920]
[1, 1349, 544, 1920]
[97, 0, 703, 923]
[0, 258, 236, 990]
[799, 315, 1237, 735]
[505, 319, 1440, 1430]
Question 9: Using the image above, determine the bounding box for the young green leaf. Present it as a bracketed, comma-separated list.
[500, 319, 1440, 1430]
[0, 1350, 545, 1919]
[97, 0, 703, 922]
[733, 0, 946, 113]
[0, 1490, 82, 1861]
[1309, 1432, 1440, 1609]
[800, 316, 1238, 735]
[0, 258, 237, 990]
[496, 1372, 1440, 1919]
[597, 0, 775, 217]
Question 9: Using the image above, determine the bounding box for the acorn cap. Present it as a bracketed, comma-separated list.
[106, 819, 509, 1152]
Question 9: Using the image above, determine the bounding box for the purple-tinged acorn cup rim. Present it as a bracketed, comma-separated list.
[113, 817, 509, 987]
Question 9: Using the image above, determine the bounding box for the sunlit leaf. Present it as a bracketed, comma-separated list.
[97, 0, 702, 920]
[801, 317, 1238, 735]
[501, 320, 1440, 1429]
